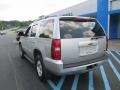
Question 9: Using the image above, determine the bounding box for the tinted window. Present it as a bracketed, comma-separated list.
[39, 20, 54, 38]
[60, 19, 105, 39]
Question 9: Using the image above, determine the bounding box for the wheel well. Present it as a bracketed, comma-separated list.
[33, 49, 42, 59]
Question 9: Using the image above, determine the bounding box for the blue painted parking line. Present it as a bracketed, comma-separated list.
[100, 65, 111, 90]
[47, 80, 56, 89]
[47, 76, 66, 90]
[116, 52, 120, 56]
[108, 50, 120, 64]
[108, 59, 120, 81]
[71, 74, 80, 90]
[89, 71, 94, 90]
[115, 51, 120, 61]
[47, 50, 120, 90]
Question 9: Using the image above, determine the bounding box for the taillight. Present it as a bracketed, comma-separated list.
[51, 39, 61, 60]
[106, 37, 108, 50]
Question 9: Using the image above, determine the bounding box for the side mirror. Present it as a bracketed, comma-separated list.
[18, 31, 24, 36]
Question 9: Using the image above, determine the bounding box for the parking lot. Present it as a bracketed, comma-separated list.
[0, 33, 120, 90]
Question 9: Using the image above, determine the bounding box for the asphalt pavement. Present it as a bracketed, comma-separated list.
[0, 33, 120, 90]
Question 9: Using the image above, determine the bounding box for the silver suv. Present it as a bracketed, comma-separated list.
[19, 16, 108, 80]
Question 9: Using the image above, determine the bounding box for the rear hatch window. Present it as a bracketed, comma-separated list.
[59, 18, 105, 39]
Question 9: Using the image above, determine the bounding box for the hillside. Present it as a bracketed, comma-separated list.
[0, 20, 32, 30]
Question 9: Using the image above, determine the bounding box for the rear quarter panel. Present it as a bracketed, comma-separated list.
[35, 38, 52, 60]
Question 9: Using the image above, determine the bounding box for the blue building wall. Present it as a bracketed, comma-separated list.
[110, 15, 118, 39]
[97, 0, 109, 36]
[109, 9, 120, 14]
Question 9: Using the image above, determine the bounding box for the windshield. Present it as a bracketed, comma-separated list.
[60, 19, 105, 39]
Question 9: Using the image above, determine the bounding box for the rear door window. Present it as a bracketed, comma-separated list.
[30, 24, 39, 37]
[59, 19, 105, 39]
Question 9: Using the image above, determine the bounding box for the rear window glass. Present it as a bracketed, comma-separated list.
[39, 20, 54, 38]
[60, 19, 105, 39]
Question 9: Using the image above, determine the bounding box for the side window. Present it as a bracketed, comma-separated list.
[30, 24, 38, 37]
[39, 20, 54, 38]
[24, 26, 31, 37]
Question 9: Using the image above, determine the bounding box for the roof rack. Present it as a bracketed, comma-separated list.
[34, 15, 57, 22]
[33, 15, 93, 22]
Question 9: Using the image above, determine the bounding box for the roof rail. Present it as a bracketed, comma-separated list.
[34, 15, 57, 21]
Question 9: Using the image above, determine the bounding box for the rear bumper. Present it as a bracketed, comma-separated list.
[44, 55, 108, 75]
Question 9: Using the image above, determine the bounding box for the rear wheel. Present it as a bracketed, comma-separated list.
[36, 60, 43, 78]
[19, 45, 25, 59]
[35, 54, 50, 81]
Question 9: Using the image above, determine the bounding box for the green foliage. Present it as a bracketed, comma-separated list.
[0, 20, 32, 30]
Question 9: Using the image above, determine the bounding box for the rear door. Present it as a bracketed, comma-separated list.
[59, 18, 106, 65]
[27, 24, 40, 60]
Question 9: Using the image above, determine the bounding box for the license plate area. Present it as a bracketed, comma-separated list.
[79, 45, 98, 56]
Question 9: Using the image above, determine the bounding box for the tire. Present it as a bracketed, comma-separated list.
[35, 54, 50, 81]
[19, 45, 25, 59]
